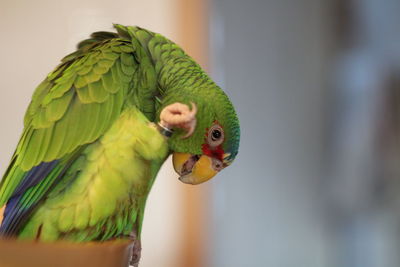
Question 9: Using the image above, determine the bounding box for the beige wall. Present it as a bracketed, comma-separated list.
[0, 1, 197, 266]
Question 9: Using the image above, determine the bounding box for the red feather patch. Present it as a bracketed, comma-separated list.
[202, 143, 224, 161]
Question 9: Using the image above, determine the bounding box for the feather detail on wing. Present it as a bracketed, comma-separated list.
[0, 31, 140, 235]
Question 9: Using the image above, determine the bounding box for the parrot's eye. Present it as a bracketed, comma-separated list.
[207, 124, 224, 147]
[212, 130, 221, 140]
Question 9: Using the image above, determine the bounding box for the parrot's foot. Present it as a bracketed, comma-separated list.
[129, 232, 142, 267]
[159, 102, 197, 138]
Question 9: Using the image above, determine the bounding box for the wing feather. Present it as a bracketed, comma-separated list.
[0, 25, 163, 237]
[0, 36, 139, 235]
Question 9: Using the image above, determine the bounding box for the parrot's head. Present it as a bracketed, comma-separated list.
[158, 87, 240, 185]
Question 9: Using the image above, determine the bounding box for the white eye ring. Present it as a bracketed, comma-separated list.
[207, 124, 224, 147]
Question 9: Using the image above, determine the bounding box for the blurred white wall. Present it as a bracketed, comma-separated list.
[208, 1, 400, 267]
[209, 0, 333, 266]
[0, 1, 187, 266]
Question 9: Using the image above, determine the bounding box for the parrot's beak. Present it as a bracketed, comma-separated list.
[172, 152, 222, 185]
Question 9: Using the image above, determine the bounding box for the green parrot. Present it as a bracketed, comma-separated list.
[0, 24, 240, 248]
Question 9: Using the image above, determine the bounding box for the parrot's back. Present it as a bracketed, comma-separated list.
[0, 25, 168, 241]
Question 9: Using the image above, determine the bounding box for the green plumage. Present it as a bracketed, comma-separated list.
[0, 24, 240, 242]
[19, 108, 168, 241]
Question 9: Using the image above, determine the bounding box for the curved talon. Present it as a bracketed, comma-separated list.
[129, 231, 142, 267]
[156, 122, 174, 138]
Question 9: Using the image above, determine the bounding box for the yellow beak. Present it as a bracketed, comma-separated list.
[172, 152, 220, 185]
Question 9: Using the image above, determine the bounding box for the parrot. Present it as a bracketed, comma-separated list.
[0, 24, 240, 255]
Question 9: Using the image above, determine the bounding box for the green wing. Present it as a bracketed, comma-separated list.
[0, 32, 138, 212]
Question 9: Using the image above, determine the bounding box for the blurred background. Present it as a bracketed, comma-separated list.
[1, 0, 400, 266]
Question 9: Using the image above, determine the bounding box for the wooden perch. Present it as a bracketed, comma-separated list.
[0, 238, 135, 267]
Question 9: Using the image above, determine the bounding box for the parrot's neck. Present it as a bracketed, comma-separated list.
[149, 44, 215, 108]
[129, 26, 217, 117]
[131, 28, 214, 100]
[159, 58, 213, 93]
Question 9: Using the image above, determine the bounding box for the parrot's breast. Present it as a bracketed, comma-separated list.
[18, 108, 168, 242]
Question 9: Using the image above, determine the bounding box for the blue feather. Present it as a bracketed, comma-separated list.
[0, 160, 58, 236]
